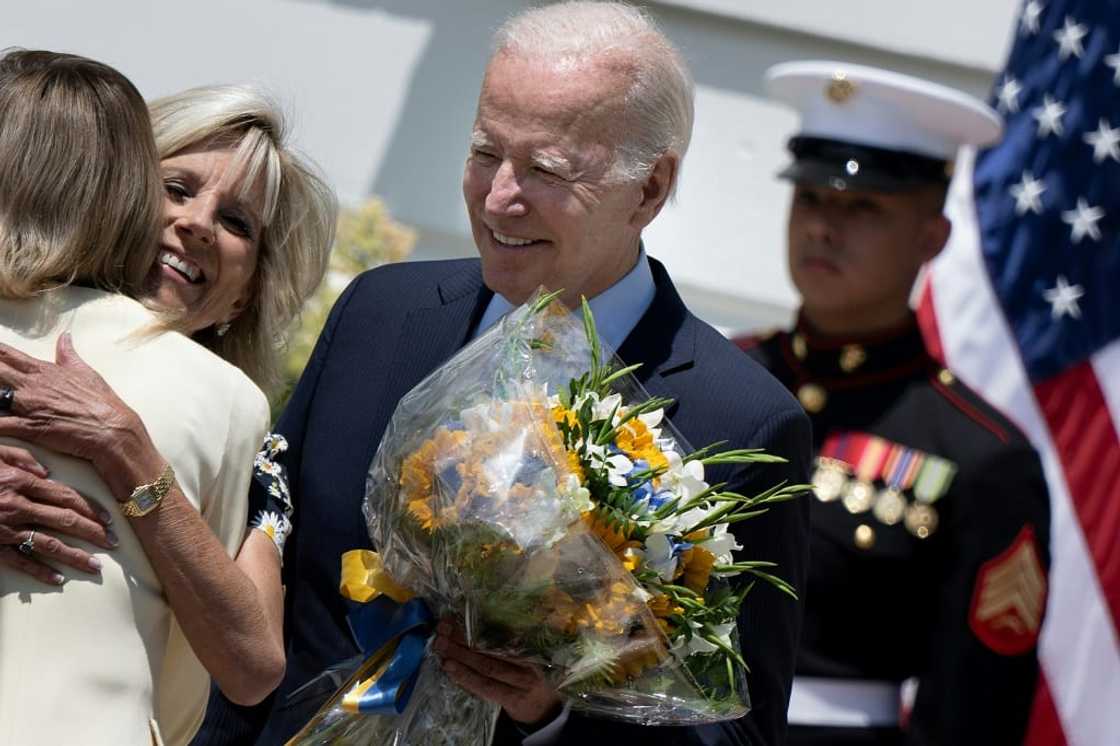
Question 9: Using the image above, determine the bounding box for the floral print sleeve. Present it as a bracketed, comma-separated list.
[249, 432, 294, 558]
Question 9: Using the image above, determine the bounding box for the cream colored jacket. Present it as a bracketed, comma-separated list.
[0, 287, 269, 745]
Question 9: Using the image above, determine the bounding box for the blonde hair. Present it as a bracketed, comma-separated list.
[493, 1, 694, 185]
[149, 85, 338, 395]
[0, 49, 162, 298]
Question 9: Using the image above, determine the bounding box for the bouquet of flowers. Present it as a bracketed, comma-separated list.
[290, 291, 803, 745]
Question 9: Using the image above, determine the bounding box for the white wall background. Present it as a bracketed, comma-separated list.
[0, 0, 1021, 332]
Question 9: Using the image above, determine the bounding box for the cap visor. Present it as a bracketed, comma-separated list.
[778, 157, 941, 193]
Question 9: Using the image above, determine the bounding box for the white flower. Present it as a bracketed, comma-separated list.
[644, 532, 678, 582]
[676, 505, 714, 533]
[593, 393, 623, 423]
[260, 461, 283, 477]
[686, 621, 735, 656]
[252, 510, 292, 553]
[262, 432, 288, 455]
[560, 474, 593, 513]
[663, 451, 708, 502]
[638, 408, 664, 430]
[586, 442, 633, 487]
[605, 454, 633, 487]
[705, 524, 742, 568]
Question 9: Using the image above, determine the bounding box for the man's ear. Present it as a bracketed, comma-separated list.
[630, 152, 679, 230]
[918, 214, 952, 264]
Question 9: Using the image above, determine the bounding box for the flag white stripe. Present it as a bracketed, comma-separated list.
[1091, 340, 1120, 430]
[930, 151, 1120, 746]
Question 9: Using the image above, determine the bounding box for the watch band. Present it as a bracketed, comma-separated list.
[121, 463, 176, 518]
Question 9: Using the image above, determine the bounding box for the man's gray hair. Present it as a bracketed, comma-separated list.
[493, 1, 694, 183]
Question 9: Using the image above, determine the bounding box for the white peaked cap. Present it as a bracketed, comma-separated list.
[765, 60, 1003, 160]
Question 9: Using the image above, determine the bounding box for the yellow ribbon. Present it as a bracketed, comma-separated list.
[340, 649, 393, 712]
[339, 549, 414, 604]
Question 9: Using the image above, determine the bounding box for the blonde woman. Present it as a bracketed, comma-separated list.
[0, 60, 336, 745]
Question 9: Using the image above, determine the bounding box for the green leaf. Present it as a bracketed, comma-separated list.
[529, 288, 565, 315]
[600, 362, 644, 387]
[580, 297, 602, 380]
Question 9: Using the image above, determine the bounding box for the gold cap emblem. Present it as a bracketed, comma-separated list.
[826, 72, 856, 104]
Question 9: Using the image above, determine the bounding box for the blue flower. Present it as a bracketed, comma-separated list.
[648, 489, 675, 509]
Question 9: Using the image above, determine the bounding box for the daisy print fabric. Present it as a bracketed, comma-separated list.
[250, 432, 294, 556]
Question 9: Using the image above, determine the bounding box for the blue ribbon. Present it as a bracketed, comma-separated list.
[344, 595, 434, 714]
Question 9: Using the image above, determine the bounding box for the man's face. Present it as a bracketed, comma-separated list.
[463, 52, 649, 308]
[787, 182, 947, 333]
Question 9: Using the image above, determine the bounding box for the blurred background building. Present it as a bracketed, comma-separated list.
[0, 0, 1018, 333]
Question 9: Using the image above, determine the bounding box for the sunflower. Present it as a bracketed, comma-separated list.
[677, 546, 717, 593]
[614, 419, 669, 472]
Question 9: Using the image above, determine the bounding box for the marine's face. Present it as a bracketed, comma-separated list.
[462, 52, 648, 308]
[148, 141, 265, 335]
[787, 182, 946, 334]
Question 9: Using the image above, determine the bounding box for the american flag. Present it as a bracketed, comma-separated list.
[918, 1, 1120, 743]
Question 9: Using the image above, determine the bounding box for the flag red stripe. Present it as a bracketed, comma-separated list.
[916, 279, 945, 365]
[1034, 363, 1120, 637]
[1023, 674, 1068, 746]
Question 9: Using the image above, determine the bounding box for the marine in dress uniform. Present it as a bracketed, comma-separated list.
[737, 61, 1052, 746]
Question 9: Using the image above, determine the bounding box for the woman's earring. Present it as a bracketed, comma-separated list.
[216, 321, 231, 337]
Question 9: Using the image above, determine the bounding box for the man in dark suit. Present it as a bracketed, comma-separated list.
[195, 3, 810, 744]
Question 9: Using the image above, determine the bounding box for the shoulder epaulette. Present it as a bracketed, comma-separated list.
[930, 368, 1011, 445]
[732, 328, 779, 353]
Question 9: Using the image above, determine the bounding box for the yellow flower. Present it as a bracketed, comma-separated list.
[566, 451, 586, 483]
[582, 511, 641, 554]
[647, 594, 684, 636]
[400, 443, 435, 502]
[647, 594, 683, 619]
[678, 546, 716, 593]
[619, 547, 642, 573]
[407, 498, 437, 532]
[542, 588, 581, 634]
[551, 405, 580, 431]
[615, 419, 669, 472]
[608, 635, 669, 684]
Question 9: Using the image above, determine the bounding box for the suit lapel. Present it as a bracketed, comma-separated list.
[381, 262, 492, 417]
[617, 257, 697, 411]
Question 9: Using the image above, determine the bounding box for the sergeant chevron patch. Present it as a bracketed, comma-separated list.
[969, 525, 1046, 655]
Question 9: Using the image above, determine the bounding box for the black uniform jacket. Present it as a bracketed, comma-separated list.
[194, 257, 812, 746]
[740, 315, 1050, 746]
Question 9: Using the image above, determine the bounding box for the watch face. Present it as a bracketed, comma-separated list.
[132, 487, 158, 513]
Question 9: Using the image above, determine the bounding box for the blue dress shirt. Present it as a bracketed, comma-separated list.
[471, 249, 656, 353]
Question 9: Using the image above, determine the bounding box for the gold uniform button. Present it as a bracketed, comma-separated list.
[839, 344, 867, 373]
[854, 524, 875, 549]
[938, 369, 955, 385]
[792, 333, 808, 360]
[798, 383, 827, 413]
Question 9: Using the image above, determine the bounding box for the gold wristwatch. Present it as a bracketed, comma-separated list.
[121, 463, 176, 518]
